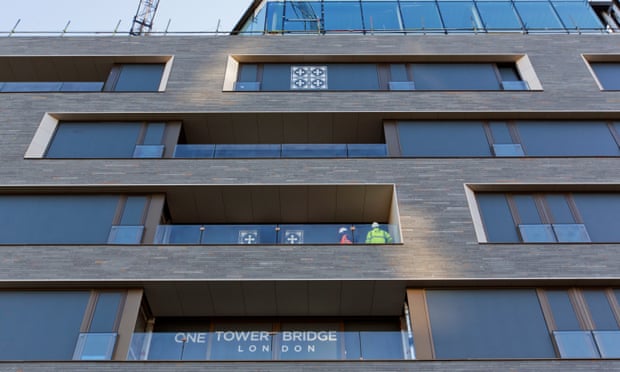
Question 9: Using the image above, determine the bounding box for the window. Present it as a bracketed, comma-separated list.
[396, 120, 620, 157]
[129, 317, 407, 361]
[408, 287, 620, 360]
[0, 57, 168, 93]
[0, 291, 125, 361]
[476, 192, 620, 243]
[590, 63, 620, 90]
[426, 289, 556, 358]
[235, 62, 528, 91]
[46, 122, 167, 158]
[0, 194, 149, 244]
[236, 0, 607, 34]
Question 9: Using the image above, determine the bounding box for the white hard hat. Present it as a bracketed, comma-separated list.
[339, 227, 347, 233]
[371, 222, 379, 228]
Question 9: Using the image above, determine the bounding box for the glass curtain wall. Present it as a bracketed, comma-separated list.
[240, 0, 604, 34]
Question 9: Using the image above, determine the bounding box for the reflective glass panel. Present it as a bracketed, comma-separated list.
[492, 144, 524, 157]
[265, 2, 285, 32]
[514, 1, 564, 31]
[323, 2, 364, 32]
[512, 194, 540, 223]
[0, 195, 119, 244]
[552, 224, 591, 243]
[60, 82, 105, 92]
[411, 64, 501, 90]
[281, 144, 347, 158]
[517, 121, 620, 156]
[552, 1, 603, 32]
[427, 289, 556, 358]
[154, 225, 203, 244]
[347, 144, 387, 157]
[362, 2, 403, 32]
[174, 144, 215, 158]
[397, 121, 492, 157]
[590, 63, 620, 90]
[546, 290, 581, 330]
[1, 82, 63, 92]
[121, 196, 148, 225]
[239, 3, 267, 34]
[73, 333, 117, 360]
[593, 331, 620, 358]
[583, 290, 619, 330]
[328, 64, 379, 90]
[113, 64, 164, 92]
[489, 121, 513, 143]
[0, 291, 90, 360]
[477, 193, 520, 242]
[518, 224, 556, 242]
[201, 225, 278, 244]
[278, 224, 348, 244]
[477, 1, 523, 30]
[283, 2, 322, 33]
[545, 194, 574, 224]
[437, 1, 483, 32]
[261, 64, 291, 91]
[107, 225, 144, 244]
[211, 322, 274, 360]
[47, 122, 142, 158]
[400, 2, 444, 31]
[214, 144, 281, 158]
[90, 292, 123, 333]
[133, 145, 164, 158]
[573, 194, 620, 242]
[277, 322, 342, 360]
[553, 331, 600, 358]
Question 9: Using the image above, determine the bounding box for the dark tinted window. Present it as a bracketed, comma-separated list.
[583, 290, 619, 330]
[89, 292, 123, 333]
[0, 291, 89, 360]
[412, 63, 501, 90]
[0, 195, 119, 244]
[591, 63, 620, 90]
[261, 64, 291, 91]
[46, 122, 142, 158]
[573, 194, 620, 242]
[477, 193, 520, 242]
[426, 289, 555, 358]
[546, 290, 581, 330]
[397, 121, 491, 157]
[517, 121, 620, 156]
[113, 64, 164, 92]
[328, 64, 379, 90]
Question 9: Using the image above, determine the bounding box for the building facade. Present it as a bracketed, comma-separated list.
[1, 0, 620, 370]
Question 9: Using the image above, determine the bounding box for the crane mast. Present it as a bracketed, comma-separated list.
[130, 0, 161, 36]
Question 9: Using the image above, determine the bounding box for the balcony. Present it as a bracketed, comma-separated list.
[154, 223, 400, 245]
[128, 330, 410, 361]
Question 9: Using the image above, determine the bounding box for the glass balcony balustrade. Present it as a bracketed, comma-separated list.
[73, 333, 117, 361]
[173, 143, 387, 159]
[239, 0, 606, 35]
[154, 223, 400, 245]
[0, 82, 104, 92]
[553, 330, 620, 358]
[128, 330, 409, 361]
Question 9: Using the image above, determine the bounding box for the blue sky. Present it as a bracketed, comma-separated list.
[1, 0, 254, 34]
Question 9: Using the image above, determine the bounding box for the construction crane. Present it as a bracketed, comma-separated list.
[130, 0, 161, 36]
